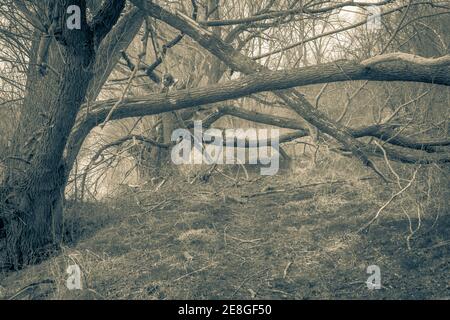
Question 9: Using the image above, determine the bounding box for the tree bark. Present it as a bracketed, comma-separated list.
[64, 8, 145, 178]
[1, 0, 125, 269]
[129, 0, 450, 171]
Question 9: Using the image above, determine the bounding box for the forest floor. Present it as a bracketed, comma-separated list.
[0, 161, 449, 300]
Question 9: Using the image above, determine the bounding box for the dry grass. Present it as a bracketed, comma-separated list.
[0, 156, 448, 300]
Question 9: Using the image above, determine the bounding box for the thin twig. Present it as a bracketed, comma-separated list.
[359, 167, 420, 232]
[173, 263, 217, 282]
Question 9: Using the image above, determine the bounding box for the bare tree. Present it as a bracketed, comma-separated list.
[0, 0, 449, 269]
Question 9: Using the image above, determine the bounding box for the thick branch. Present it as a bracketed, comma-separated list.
[64, 8, 145, 173]
[361, 53, 450, 68]
[81, 54, 450, 122]
[129, 0, 449, 177]
[67, 0, 450, 173]
[90, 0, 127, 47]
[199, 106, 450, 152]
[69, 52, 450, 165]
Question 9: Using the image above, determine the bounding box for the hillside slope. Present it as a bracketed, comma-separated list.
[1, 167, 449, 300]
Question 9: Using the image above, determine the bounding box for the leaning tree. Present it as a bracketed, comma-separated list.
[0, 0, 449, 269]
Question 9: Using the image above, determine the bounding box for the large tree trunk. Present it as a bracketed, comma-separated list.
[64, 8, 144, 179]
[2, 46, 94, 269]
[0, 1, 97, 269]
[0, 0, 127, 269]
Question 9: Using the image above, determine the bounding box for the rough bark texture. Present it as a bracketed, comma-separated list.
[76, 57, 450, 123]
[1, 0, 126, 269]
[64, 8, 145, 176]
[126, 0, 450, 168]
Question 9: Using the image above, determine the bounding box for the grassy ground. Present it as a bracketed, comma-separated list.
[0, 160, 449, 300]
